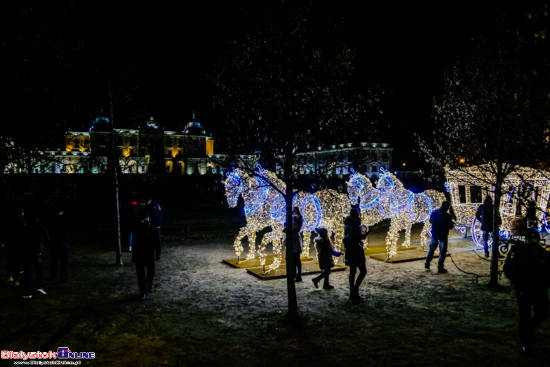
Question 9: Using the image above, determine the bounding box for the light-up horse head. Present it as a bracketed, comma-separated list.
[347, 170, 366, 206]
[224, 169, 244, 208]
[346, 171, 385, 233]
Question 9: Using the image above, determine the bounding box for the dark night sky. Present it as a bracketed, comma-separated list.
[100, 0, 495, 166]
[4, 0, 497, 167]
[112, 0, 493, 125]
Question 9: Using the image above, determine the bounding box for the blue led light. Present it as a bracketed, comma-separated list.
[390, 189, 414, 213]
[244, 176, 269, 215]
[347, 173, 365, 204]
[270, 194, 300, 224]
[378, 171, 394, 193]
[359, 189, 380, 210]
[300, 194, 323, 231]
[413, 193, 432, 222]
[270, 194, 286, 224]
[348, 173, 365, 190]
[225, 170, 244, 207]
[499, 230, 510, 239]
[543, 215, 550, 234]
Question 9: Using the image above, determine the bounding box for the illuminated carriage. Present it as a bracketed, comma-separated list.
[445, 165, 550, 251]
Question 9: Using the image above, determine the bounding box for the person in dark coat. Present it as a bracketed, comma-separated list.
[3, 203, 23, 287]
[425, 201, 454, 273]
[146, 198, 164, 261]
[311, 228, 341, 290]
[127, 198, 140, 252]
[344, 208, 369, 300]
[291, 207, 303, 282]
[20, 199, 49, 298]
[131, 199, 155, 300]
[47, 206, 74, 282]
[504, 228, 550, 354]
[475, 195, 493, 257]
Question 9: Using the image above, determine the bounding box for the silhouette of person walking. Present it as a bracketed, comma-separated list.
[425, 201, 454, 273]
[476, 195, 493, 257]
[287, 206, 303, 282]
[48, 206, 74, 282]
[131, 199, 155, 300]
[146, 197, 164, 261]
[344, 208, 369, 300]
[19, 194, 49, 298]
[311, 227, 341, 290]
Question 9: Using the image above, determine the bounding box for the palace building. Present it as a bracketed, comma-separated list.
[2, 115, 393, 179]
[280, 142, 392, 179]
[3, 115, 227, 175]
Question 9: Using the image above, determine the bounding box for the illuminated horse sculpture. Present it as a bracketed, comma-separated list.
[378, 170, 446, 258]
[224, 165, 351, 272]
[347, 169, 446, 258]
[346, 171, 386, 248]
[224, 167, 275, 263]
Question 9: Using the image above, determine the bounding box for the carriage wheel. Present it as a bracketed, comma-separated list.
[471, 217, 493, 249]
[544, 214, 550, 235]
[499, 242, 509, 254]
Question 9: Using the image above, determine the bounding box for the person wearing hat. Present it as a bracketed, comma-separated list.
[311, 228, 341, 290]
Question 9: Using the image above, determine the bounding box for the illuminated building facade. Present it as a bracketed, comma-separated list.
[2, 116, 393, 178]
[278, 142, 393, 179]
[2, 116, 227, 175]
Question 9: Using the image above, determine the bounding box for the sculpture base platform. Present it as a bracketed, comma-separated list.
[369, 248, 448, 263]
[222, 255, 346, 280]
[222, 254, 313, 269]
[363, 244, 419, 255]
[246, 261, 347, 280]
[222, 245, 427, 280]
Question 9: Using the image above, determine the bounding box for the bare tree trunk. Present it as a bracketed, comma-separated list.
[110, 105, 123, 266]
[284, 154, 298, 318]
[488, 171, 503, 287]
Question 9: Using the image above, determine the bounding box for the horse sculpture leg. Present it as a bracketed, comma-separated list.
[403, 226, 412, 248]
[258, 231, 271, 270]
[233, 226, 257, 262]
[246, 231, 257, 261]
[332, 225, 346, 265]
[386, 221, 400, 258]
[255, 227, 285, 274]
[420, 222, 431, 251]
[233, 227, 247, 261]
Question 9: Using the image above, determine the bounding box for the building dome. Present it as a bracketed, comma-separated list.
[183, 111, 206, 135]
[89, 117, 111, 132]
[183, 121, 206, 135]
